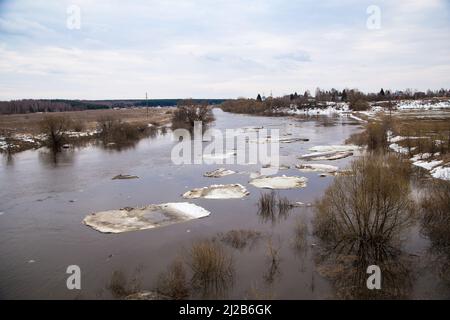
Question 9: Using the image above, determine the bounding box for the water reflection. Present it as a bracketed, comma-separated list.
[420, 180, 450, 286]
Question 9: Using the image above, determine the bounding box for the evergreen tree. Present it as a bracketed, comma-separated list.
[256, 94, 262, 102]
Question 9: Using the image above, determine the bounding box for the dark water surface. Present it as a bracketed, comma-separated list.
[0, 109, 448, 299]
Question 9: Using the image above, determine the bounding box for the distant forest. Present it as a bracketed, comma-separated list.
[0, 99, 226, 115]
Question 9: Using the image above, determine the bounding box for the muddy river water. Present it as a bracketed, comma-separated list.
[0, 109, 448, 299]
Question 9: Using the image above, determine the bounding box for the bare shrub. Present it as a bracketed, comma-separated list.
[187, 240, 233, 295]
[172, 99, 215, 130]
[39, 115, 71, 151]
[348, 90, 369, 111]
[313, 154, 416, 298]
[314, 154, 415, 245]
[258, 191, 293, 224]
[258, 191, 276, 218]
[107, 269, 142, 299]
[421, 180, 450, 248]
[156, 258, 190, 300]
[97, 115, 147, 148]
[264, 237, 281, 284]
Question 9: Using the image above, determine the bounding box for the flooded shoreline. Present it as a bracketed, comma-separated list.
[0, 109, 449, 299]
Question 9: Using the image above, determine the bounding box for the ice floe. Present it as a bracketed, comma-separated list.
[204, 168, 236, 178]
[308, 145, 360, 153]
[296, 163, 339, 173]
[299, 151, 354, 161]
[249, 175, 308, 189]
[83, 202, 211, 234]
[182, 184, 249, 199]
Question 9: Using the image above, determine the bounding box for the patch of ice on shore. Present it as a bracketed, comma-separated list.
[83, 202, 211, 234]
[299, 151, 354, 161]
[389, 143, 415, 154]
[412, 160, 443, 170]
[204, 168, 236, 178]
[249, 175, 308, 189]
[308, 145, 360, 153]
[431, 166, 450, 181]
[348, 114, 368, 123]
[183, 184, 249, 199]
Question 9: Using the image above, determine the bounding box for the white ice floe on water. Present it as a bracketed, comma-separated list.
[204, 168, 236, 178]
[83, 202, 211, 234]
[430, 166, 450, 181]
[299, 151, 354, 161]
[308, 145, 360, 153]
[296, 163, 339, 173]
[249, 175, 308, 189]
[183, 184, 249, 199]
[412, 160, 443, 171]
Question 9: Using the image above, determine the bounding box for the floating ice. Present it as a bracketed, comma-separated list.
[249, 175, 308, 189]
[296, 163, 338, 173]
[204, 168, 236, 178]
[83, 202, 211, 234]
[183, 184, 249, 199]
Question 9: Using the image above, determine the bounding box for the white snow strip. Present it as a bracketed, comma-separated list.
[431, 166, 450, 181]
[412, 160, 443, 171]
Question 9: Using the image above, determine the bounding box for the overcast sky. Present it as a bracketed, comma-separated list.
[0, 0, 449, 100]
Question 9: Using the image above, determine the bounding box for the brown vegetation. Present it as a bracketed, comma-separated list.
[156, 259, 190, 300]
[172, 99, 215, 130]
[187, 240, 234, 296]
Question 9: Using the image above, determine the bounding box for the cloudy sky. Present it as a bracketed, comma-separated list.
[0, 0, 449, 99]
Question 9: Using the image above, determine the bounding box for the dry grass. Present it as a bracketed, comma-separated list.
[156, 258, 190, 300]
[107, 268, 142, 299]
[0, 108, 173, 135]
[293, 216, 308, 252]
[187, 240, 234, 294]
[421, 180, 450, 246]
[263, 237, 281, 284]
[257, 191, 294, 223]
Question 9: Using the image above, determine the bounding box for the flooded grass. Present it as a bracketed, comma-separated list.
[187, 240, 234, 298]
[156, 259, 190, 300]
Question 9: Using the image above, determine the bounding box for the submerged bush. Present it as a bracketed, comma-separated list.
[187, 240, 233, 295]
[39, 115, 71, 151]
[172, 99, 215, 130]
[156, 259, 190, 300]
[314, 154, 415, 245]
[313, 154, 416, 299]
